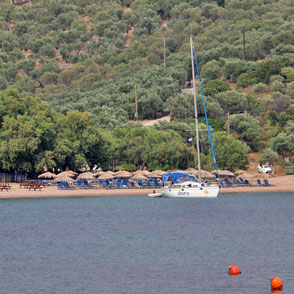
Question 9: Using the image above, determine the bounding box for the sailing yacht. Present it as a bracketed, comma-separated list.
[160, 36, 220, 198]
[161, 172, 219, 198]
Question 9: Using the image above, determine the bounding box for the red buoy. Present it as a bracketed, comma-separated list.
[228, 264, 241, 275]
[271, 276, 283, 291]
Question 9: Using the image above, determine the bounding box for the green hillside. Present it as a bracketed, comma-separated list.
[0, 0, 293, 173]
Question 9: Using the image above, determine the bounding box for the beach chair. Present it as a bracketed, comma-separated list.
[63, 181, 75, 189]
[146, 181, 153, 188]
[122, 179, 130, 188]
[98, 179, 108, 188]
[263, 179, 274, 186]
[233, 177, 242, 185]
[257, 179, 264, 186]
[154, 180, 160, 188]
[75, 180, 91, 189]
[38, 179, 48, 187]
[224, 178, 235, 187]
[137, 180, 143, 188]
[57, 183, 65, 190]
[244, 179, 252, 186]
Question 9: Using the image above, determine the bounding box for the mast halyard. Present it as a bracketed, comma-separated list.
[190, 35, 202, 182]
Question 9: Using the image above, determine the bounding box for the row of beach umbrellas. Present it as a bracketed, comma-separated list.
[38, 168, 257, 182]
[38, 169, 167, 182]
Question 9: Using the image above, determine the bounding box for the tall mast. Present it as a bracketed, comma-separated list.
[190, 36, 201, 182]
[191, 37, 220, 180]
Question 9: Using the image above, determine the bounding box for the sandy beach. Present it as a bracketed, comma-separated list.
[0, 175, 293, 199]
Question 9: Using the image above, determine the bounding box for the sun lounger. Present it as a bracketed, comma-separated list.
[154, 181, 160, 188]
[219, 180, 232, 187]
[224, 178, 235, 187]
[257, 179, 264, 186]
[146, 181, 153, 188]
[233, 177, 243, 185]
[61, 181, 76, 189]
[57, 183, 65, 190]
[263, 179, 274, 186]
[38, 179, 49, 187]
[243, 179, 252, 186]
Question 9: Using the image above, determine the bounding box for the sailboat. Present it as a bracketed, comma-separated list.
[160, 36, 220, 198]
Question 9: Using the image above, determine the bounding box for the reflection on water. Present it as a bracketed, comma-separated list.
[0, 192, 294, 294]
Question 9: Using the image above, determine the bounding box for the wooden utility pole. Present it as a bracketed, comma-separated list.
[227, 112, 230, 136]
[134, 84, 138, 121]
[163, 37, 166, 72]
[242, 26, 246, 60]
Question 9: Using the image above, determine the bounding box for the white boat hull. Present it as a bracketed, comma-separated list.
[147, 192, 163, 198]
[161, 185, 219, 198]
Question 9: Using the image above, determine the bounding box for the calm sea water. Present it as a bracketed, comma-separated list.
[0, 192, 294, 294]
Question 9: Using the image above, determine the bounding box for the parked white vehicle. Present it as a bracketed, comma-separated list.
[258, 163, 273, 174]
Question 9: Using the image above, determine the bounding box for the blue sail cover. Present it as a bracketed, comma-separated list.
[162, 173, 198, 184]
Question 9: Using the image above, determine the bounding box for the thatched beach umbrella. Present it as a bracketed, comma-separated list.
[260, 173, 271, 179]
[38, 172, 57, 179]
[105, 170, 115, 175]
[185, 169, 215, 178]
[185, 168, 198, 172]
[93, 170, 105, 177]
[57, 170, 77, 177]
[212, 170, 234, 177]
[133, 170, 145, 175]
[115, 170, 133, 178]
[130, 174, 149, 181]
[194, 170, 215, 178]
[98, 173, 114, 180]
[235, 169, 246, 175]
[238, 173, 255, 179]
[148, 171, 163, 178]
[77, 172, 95, 180]
[141, 170, 152, 176]
[151, 170, 167, 176]
[54, 174, 74, 182]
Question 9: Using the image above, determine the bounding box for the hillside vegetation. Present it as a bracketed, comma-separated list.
[0, 0, 293, 173]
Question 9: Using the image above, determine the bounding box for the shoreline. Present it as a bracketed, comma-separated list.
[0, 175, 293, 199]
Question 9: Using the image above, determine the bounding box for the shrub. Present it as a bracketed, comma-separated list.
[253, 83, 267, 93]
[270, 75, 284, 84]
[236, 73, 252, 88]
[281, 67, 294, 82]
[259, 148, 279, 165]
[270, 81, 286, 94]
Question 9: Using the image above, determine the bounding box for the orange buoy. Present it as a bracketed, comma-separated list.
[271, 276, 283, 291]
[228, 264, 241, 275]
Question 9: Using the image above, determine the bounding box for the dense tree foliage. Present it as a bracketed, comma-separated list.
[0, 89, 195, 172]
[213, 132, 249, 171]
[0, 0, 293, 173]
[271, 121, 294, 160]
[0, 89, 108, 172]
